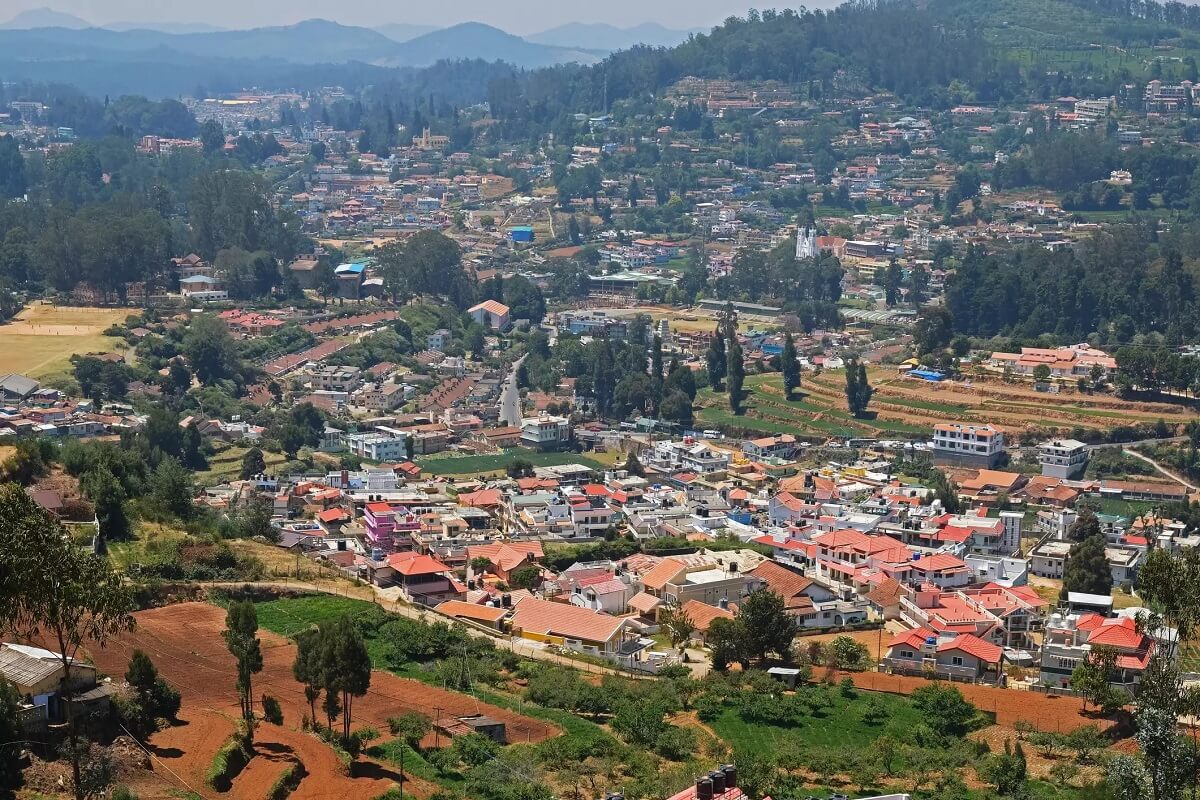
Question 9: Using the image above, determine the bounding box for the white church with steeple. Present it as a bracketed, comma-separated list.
[796, 227, 818, 260]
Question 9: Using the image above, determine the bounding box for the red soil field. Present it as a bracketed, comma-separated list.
[836, 670, 1117, 733]
[87, 602, 559, 798]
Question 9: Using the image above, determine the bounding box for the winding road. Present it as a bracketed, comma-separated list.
[1121, 447, 1200, 493]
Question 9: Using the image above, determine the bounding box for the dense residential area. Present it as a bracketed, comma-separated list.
[7, 0, 1200, 799]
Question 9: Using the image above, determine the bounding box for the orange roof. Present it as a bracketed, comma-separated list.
[888, 627, 935, 650]
[435, 599, 508, 624]
[467, 541, 543, 572]
[773, 492, 809, 512]
[938, 633, 1002, 663]
[960, 470, 1023, 492]
[457, 488, 503, 508]
[911, 553, 969, 573]
[749, 560, 814, 607]
[641, 558, 688, 591]
[386, 552, 451, 576]
[1086, 616, 1147, 650]
[317, 508, 350, 523]
[680, 599, 734, 633]
[516, 477, 558, 490]
[469, 299, 510, 316]
[627, 591, 662, 615]
[867, 577, 905, 608]
[509, 597, 627, 644]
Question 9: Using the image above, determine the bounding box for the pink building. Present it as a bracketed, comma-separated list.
[363, 501, 420, 550]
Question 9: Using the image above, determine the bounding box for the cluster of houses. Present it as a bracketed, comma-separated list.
[182, 404, 1189, 691]
[0, 373, 144, 440]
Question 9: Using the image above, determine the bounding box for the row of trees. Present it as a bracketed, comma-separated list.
[1114, 346, 1200, 397]
[946, 228, 1200, 344]
[292, 617, 373, 743]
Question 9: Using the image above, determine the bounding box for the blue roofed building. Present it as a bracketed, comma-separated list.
[334, 262, 367, 299]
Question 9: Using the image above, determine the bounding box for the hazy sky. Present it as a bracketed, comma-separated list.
[5, 1, 848, 34]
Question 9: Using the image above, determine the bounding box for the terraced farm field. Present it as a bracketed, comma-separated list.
[697, 369, 1196, 442]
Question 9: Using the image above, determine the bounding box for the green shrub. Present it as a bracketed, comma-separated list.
[654, 725, 697, 761]
[206, 724, 252, 791]
[262, 694, 284, 725]
[266, 761, 306, 800]
[315, 726, 354, 776]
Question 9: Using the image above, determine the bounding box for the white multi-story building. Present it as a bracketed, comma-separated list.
[311, 365, 363, 393]
[1037, 439, 1089, 479]
[344, 431, 410, 462]
[643, 439, 732, 476]
[931, 423, 1006, 467]
[521, 414, 570, 450]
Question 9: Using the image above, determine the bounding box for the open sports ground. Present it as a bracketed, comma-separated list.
[0, 303, 130, 380]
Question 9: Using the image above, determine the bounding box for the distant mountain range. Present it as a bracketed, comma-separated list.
[0, 13, 606, 70]
[397, 22, 603, 68]
[377, 23, 441, 43]
[527, 22, 704, 51]
[0, 7, 90, 29]
[0, 8, 703, 50]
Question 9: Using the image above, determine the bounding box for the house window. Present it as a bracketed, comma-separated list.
[951, 656, 964, 666]
[900, 649, 915, 659]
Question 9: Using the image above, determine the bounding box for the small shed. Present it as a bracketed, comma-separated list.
[766, 666, 802, 689]
[437, 713, 507, 744]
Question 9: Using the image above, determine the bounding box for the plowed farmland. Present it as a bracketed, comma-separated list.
[87, 602, 558, 799]
[698, 369, 1195, 442]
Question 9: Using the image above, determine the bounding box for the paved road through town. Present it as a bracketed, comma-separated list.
[499, 354, 526, 427]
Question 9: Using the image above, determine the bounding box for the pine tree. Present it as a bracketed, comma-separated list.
[593, 340, 616, 414]
[1061, 535, 1113, 599]
[727, 339, 745, 415]
[240, 447, 266, 480]
[781, 331, 801, 399]
[651, 334, 664, 380]
[930, 471, 962, 514]
[845, 360, 861, 414]
[223, 601, 263, 736]
[855, 361, 874, 415]
[706, 332, 727, 391]
[845, 359, 873, 416]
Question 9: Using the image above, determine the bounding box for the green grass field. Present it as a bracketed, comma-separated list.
[253, 595, 378, 638]
[416, 450, 609, 476]
[710, 692, 922, 752]
[1087, 496, 1157, 520]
